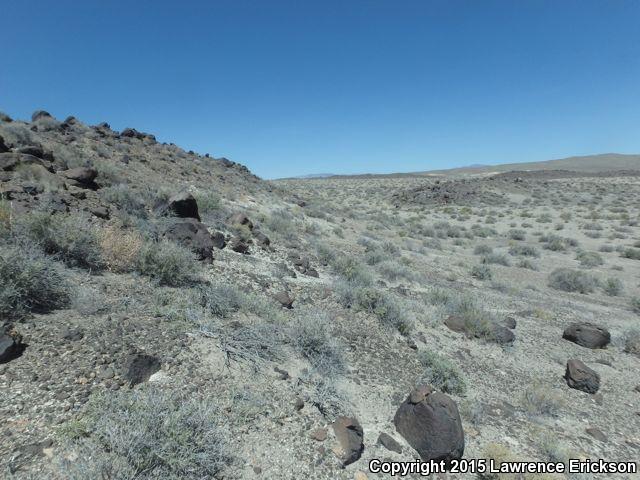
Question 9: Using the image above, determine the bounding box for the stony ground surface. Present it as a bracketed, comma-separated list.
[1, 110, 639, 479]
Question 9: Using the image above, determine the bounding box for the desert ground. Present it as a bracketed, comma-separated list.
[1, 111, 639, 479]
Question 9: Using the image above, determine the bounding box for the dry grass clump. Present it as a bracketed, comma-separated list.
[99, 226, 144, 272]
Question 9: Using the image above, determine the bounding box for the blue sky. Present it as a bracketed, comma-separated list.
[2, 1, 639, 179]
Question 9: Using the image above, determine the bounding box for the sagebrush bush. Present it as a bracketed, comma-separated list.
[521, 382, 563, 416]
[101, 183, 147, 217]
[548, 268, 598, 294]
[621, 247, 640, 260]
[13, 212, 105, 270]
[471, 264, 492, 280]
[481, 252, 511, 266]
[446, 295, 495, 340]
[576, 250, 603, 267]
[602, 277, 623, 296]
[508, 229, 526, 240]
[57, 388, 230, 479]
[473, 244, 492, 255]
[0, 245, 70, 319]
[419, 350, 466, 395]
[623, 330, 640, 356]
[289, 308, 343, 375]
[631, 297, 640, 315]
[508, 244, 540, 257]
[135, 240, 200, 286]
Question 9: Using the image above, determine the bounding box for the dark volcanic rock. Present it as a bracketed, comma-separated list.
[273, 291, 294, 309]
[62, 167, 99, 189]
[563, 322, 610, 349]
[161, 192, 201, 221]
[394, 385, 464, 463]
[230, 239, 250, 254]
[16, 145, 45, 159]
[31, 110, 52, 122]
[0, 153, 46, 171]
[122, 353, 161, 386]
[163, 218, 221, 260]
[0, 329, 24, 364]
[565, 359, 600, 394]
[0, 135, 9, 153]
[332, 416, 364, 466]
[491, 325, 516, 344]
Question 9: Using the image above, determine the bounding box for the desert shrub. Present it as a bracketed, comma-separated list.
[521, 382, 563, 416]
[194, 191, 221, 214]
[631, 297, 640, 315]
[471, 264, 492, 280]
[621, 247, 640, 260]
[0, 245, 70, 319]
[623, 330, 640, 356]
[427, 287, 451, 306]
[0, 199, 10, 237]
[102, 184, 147, 217]
[99, 226, 143, 272]
[446, 295, 495, 339]
[548, 268, 598, 294]
[331, 255, 373, 285]
[540, 234, 578, 251]
[599, 244, 614, 252]
[419, 351, 466, 395]
[508, 245, 540, 257]
[536, 213, 553, 223]
[364, 248, 388, 265]
[56, 388, 230, 479]
[337, 282, 412, 333]
[473, 244, 492, 255]
[135, 240, 200, 286]
[481, 253, 511, 266]
[264, 209, 298, 240]
[289, 308, 343, 375]
[517, 259, 538, 270]
[13, 212, 104, 270]
[602, 277, 623, 296]
[508, 229, 526, 240]
[376, 260, 414, 282]
[576, 250, 603, 267]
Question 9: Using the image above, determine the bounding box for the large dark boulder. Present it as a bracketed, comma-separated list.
[61, 167, 99, 189]
[332, 416, 364, 466]
[31, 110, 52, 122]
[160, 192, 201, 221]
[565, 359, 600, 394]
[0, 153, 46, 171]
[394, 385, 464, 464]
[163, 218, 223, 260]
[0, 328, 24, 364]
[122, 353, 161, 386]
[0, 135, 8, 153]
[563, 322, 610, 349]
[228, 212, 254, 230]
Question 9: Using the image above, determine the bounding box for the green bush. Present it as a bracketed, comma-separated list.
[0, 246, 70, 319]
[623, 330, 640, 356]
[289, 308, 343, 375]
[602, 278, 623, 296]
[471, 264, 492, 280]
[508, 229, 526, 240]
[13, 212, 104, 270]
[135, 240, 200, 286]
[56, 388, 230, 479]
[473, 244, 492, 255]
[621, 247, 640, 260]
[631, 297, 640, 315]
[481, 253, 511, 266]
[101, 183, 148, 217]
[419, 350, 466, 395]
[576, 250, 603, 267]
[509, 245, 540, 257]
[548, 268, 598, 294]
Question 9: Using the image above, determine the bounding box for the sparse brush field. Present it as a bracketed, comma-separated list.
[1, 112, 640, 479]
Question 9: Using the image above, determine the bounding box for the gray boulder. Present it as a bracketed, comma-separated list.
[565, 359, 600, 394]
[332, 416, 364, 466]
[563, 322, 610, 349]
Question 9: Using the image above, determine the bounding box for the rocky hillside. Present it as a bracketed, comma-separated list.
[2, 110, 640, 479]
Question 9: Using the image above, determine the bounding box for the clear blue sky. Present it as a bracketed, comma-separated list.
[2, 1, 639, 179]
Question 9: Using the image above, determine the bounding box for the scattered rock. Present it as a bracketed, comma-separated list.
[503, 317, 517, 329]
[563, 322, 610, 349]
[122, 353, 161, 386]
[586, 427, 607, 442]
[273, 291, 294, 309]
[491, 325, 516, 344]
[394, 385, 464, 463]
[377, 432, 402, 454]
[0, 135, 10, 153]
[230, 239, 250, 254]
[0, 112, 12, 122]
[90, 206, 110, 219]
[310, 428, 328, 442]
[61, 328, 84, 342]
[253, 230, 271, 247]
[274, 366, 290, 380]
[565, 359, 600, 394]
[163, 218, 219, 260]
[332, 416, 364, 466]
[294, 397, 305, 411]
